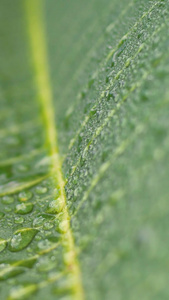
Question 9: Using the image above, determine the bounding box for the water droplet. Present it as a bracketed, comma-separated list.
[43, 221, 54, 230]
[35, 235, 42, 241]
[18, 191, 32, 202]
[37, 257, 55, 272]
[33, 213, 55, 228]
[47, 235, 60, 243]
[15, 203, 34, 215]
[14, 216, 24, 224]
[2, 196, 14, 204]
[4, 206, 12, 212]
[33, 215, 45, 227]
[57, 220, 69, 233]
[64, 251, 74, 265]
[0, 238, 7, 252]
[37, 239, 51, 250]
[9, 228, 38, 252]
[35, 186, 47, 194]
[26, 247, 33, 253]
[46, 198, 64, 214]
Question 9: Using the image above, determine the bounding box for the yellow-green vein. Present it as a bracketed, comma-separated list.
[0, 175, 48, 197]
[24, 1, 84, 299]
[8, 272, 64, 300]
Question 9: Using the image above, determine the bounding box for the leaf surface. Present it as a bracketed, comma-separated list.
[0, 0, 169, 299]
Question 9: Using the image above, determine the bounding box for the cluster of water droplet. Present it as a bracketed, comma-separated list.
[0, 176, 73, 298]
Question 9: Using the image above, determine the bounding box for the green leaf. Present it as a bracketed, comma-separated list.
[0, 0, 169, 299]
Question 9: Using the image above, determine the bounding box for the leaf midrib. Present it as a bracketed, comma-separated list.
[24, 0, 84, 299]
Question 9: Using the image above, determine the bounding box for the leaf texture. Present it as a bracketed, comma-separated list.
[0, 0, 169, 299]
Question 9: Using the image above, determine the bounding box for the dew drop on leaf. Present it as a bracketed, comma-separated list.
[35, 186, 47, 194]
[18, 191, 32, 202]
[14, 216, 24, 224]
[8, 228, 38, 252]
[33, 215, 45, 227]
[58, 220, 69, 233]
[4, 206, 12, 212]
[46, 198, 64, 214]
[37, 256, 55, 272]
[43, 221, 54, 230]
[2, 196, 14, 204]
[15, 203, 34, 215]
[37, 239, 52, 250]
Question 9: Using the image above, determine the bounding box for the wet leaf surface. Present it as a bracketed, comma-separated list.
[0, 0, 169, 299]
